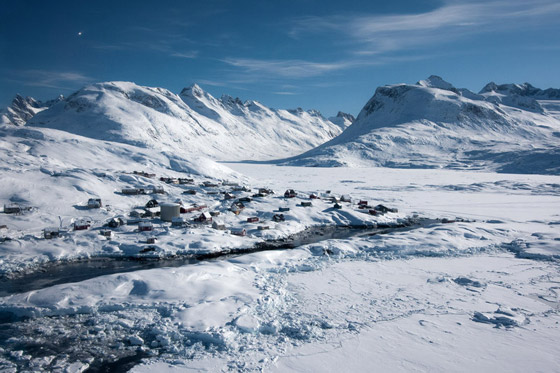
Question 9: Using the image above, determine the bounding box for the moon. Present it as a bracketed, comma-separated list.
[78, 31, 83, 36]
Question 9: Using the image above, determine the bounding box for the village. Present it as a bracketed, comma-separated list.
[0, 169, 402, 261]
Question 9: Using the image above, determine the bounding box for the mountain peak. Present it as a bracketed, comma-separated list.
[417, 75, 456, 91]
[181, 83, 205, 98]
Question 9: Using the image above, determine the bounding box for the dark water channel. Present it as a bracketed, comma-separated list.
[0, 221, 427, 297]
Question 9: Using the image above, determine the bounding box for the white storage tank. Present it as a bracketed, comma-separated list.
[160, 203, 180, 222]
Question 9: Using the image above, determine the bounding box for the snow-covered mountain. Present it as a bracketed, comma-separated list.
[24, 82, 348, 161]
[281, 76, 560, 175]
[328, 111, 355, 129]
[0, 94, 63, 126]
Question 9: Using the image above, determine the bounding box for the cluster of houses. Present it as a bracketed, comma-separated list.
[6, 170, 399, 250]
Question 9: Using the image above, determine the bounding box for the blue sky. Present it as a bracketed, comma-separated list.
[1, 0, 559, 116]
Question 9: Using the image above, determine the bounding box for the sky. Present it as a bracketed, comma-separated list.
[1, 0, 559, 116]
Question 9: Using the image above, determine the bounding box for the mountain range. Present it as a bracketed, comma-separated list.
[21, 82, 349, 161]
[2, 76, 559, 175]
[279, 76, 560, 174]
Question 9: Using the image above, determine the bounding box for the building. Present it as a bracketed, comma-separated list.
[212, 221, 226, 230]
[284, 189, 297, 198]
[87, 198, 102, 208]
[138, 221, 153, 232]
[3, 204, 21, 214]
[230, 227, 247, 236]
[194, 212, 212, 223]
[160, 203, 181, 222]
[247, 217, 259, 223]
[74, 219, 91, 231]
[43, 227, 60, 239]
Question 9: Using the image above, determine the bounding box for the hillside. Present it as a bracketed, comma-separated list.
[0, 94, 63, 126]
[280, 76, 560, 174]
[24, 82, 349, 161]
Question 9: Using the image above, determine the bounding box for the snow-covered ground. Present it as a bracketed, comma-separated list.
[1, 164, 558, 372]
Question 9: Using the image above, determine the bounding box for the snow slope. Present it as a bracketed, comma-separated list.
[25, 82, 347, 161]
[281, 76, 560, 175]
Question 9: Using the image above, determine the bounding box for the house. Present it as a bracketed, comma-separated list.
[334, 203, 342, 209]
[133, 171, 155, 178]
[238, 197, 252, 203]
[179, 178, 194, 185]
[74, 219, 91, 231]
[181, 204, 207, 213]
[171, 217, 187, 227]
[300, 202, 312, 207]
[106, 217, 124, 228]
[201, 181, 219, 188]
[145, 199, 159, 208]
[278, 207, 290, 212]
[146, 236, 157, 244]
[206, 190, 219, 195]
[194, 212, 212, 223]
[182, 189, 197, 195]
[122, 188, 145, 195]
[230, 227, 247, 237]
[284, 189, 297, 198]
[151, 187, 165, 194]
[87, 198, 102, 208]
[341, 195, 352, 203]
[3, 204, 21, 214]
[127, 218, 143, 225]
[223, 181, 239, 187]
[309, 193, 320, 199]
[328, 196, 341, 203]
[258, 225, 269, 230]
[232, 186, 251, 192]
[43, 227, 60, 239]
[358, 200, 369, 209]
[374, 204, 397, 213]
[247, 217, 259, 223]
[130, 209, 145, 218]
[212, 221, 226, 230]
[273, 214, 285, 222]
[224, 192, 235, 200]
[258, 188, 274, 195]
[369, 209, 378, 216]
[99, 230, 113, 239]
[210, 211, 220, 217]
[230, 202, 245, 215]
[142, 208, 159, 218]
[138, 221, 153, 232]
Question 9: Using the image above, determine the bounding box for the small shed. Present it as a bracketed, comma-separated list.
[99, 230, 113, 239]
[146, 236, 157, 244]
[224, 192, 235, 200]
[138, 221, 153, 232]
[258, 225, 270, 230]
[247, 217, 259, 223]
[182, 189, 197, 195]
[238, 197, 252, 203]
[309, 193, 320, 199]
[334, 203, 342, 209]
[160, 203, 181, 222]
[122, 188, 144, 195]
[278, 207, 290, 212]
[300, 201, 312, 207]
[230, 202, 245, 215]
[151, 187, 165, 194]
